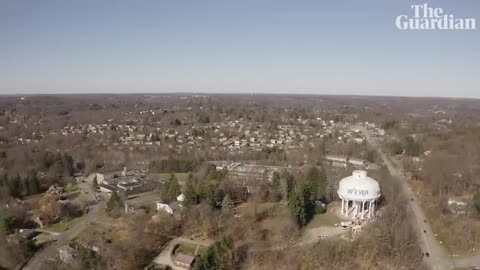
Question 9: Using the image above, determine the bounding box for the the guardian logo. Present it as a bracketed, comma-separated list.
[347, 188, 369, 197]
[396, 4, 476, 30]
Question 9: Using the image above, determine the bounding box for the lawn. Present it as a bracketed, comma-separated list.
[174, 242, 197, 255]
[307, 204, 340, 228]
[174, 242, 207, 256]
[44, 217, 82, 233]
[64, 182, 79, 193]
[34, 233, 57, 245]
[238, 202, 279, 217]
[306, 210, 341, 229]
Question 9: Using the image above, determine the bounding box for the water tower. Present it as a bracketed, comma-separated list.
[337, 170, 380, 219]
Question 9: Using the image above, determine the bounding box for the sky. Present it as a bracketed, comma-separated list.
[1, 0, 479, 98]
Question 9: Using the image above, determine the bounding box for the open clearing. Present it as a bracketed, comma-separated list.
[238, 202, 281, 217]
[43, 217, 82, 233]
[307, 210, 341, 228]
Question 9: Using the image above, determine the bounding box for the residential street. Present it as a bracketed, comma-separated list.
[360, 127, 472, 270]
[22, 184, 105, 270]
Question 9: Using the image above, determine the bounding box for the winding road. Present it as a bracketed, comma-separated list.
[22, 182, 104, 270]
[360, 126, 480, 270]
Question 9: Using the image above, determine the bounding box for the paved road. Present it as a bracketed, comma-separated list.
[153, 237, 212, 270]
[359, 127, 454, 270]
[22, 188, 104, 270]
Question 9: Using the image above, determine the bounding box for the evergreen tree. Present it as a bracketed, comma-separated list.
[390, 140, 404, 155]
[366, 149, 377, 163]
[280, 170, 294, 201]
[305, 166, 328, 200]
[8, 174, 22, 197]
[221, 194, 234, 217]
[404, 136, 423, 157]
[184, 178, 199, 207]
[0, 173, 6, 187]
[474, 191, 480, 216]
[272, 171, 280, 187]
[288, 184, 315, 227]
[205, 183, 222, 209]
[165, 174, 180, 201]
[78, 245, 97, 269]
[318, 168, 327, 199]
[106, 191, 124, 216]
[25, 170, 40, 195]
[0, 213, 17, 234]
[305, 166, 320, 199]
[194, 235, 233, 270]
[92, 177, 99, 190]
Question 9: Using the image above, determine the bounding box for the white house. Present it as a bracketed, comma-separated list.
[177, 193, 185, 202]
[156, 202, 174, 215]
[353, 138, 364, 144]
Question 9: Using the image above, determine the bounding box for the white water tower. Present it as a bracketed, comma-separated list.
[337, 170, 380, 219]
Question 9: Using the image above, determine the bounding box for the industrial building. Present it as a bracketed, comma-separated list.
[215, 162, 280, 182]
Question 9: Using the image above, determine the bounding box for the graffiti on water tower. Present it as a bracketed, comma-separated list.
[347, 188, 369, 197]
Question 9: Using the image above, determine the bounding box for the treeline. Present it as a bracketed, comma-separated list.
[38, 151, 75, 179]
[0, 150, 77, 199]
[388, 135, 423, 157]
[148, 159, 200, 173]
[0, 170, 42, 198]
[0, 150, 76, 190]
[182, 166, 227, 209]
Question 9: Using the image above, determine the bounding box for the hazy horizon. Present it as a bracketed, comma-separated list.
[2, 91, 479, 100]
[2, 0, 479, 98]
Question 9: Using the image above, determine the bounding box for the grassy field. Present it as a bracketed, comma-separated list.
[44, 217, 82, 233]
[174, 242, 197, 255]
[34, 233, 57, 245]
[174, 242, 207, 256]
[238, 201, 340, 229]
[238, 202, 283, 217]
[307, 204, 341, 228]
[306, 209, 341, 228]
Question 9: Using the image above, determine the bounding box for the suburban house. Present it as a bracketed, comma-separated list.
[448, 198, 468, 215]
[174, 253, 195, 269]
[177, 193, 185, 202]
[156, 200, 183, 215]
[156, 201, 174, 214]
